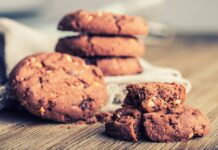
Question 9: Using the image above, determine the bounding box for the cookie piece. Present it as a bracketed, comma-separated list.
[143, 105, 210, 142]
[58, 10, 148, 36]
[85, 57, 143, 76]
[124, 82, 186, 112]
[55, 35, 145, 57]
[95, 112, 113, 123]
[105, 107, 142, 141]
[10, 53, 108, 123]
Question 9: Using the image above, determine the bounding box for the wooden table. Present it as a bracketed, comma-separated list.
[0, 37, 218, 150]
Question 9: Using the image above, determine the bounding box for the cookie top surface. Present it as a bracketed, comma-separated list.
[85, 57, 143, 76]
[10, 52, 108, 122]
[124, 82, 186, 112]
[58, 10, 148, 36]
[56, 35, 145, 57]
[143, 105, 210, 142]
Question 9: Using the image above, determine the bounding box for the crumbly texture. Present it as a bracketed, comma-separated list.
[95, 112, 113, 123]
[55, 35, 145, 57]
[62, 112, 113, 124]
[10, 53, 108, 123]
[73, 112, 113, 124]
[85, 57, 143, 76]
[58, 10, 148, 36]
[105, 107, 142, 141]
[124, 82, 186, 112]
[143, 105, 210, 142]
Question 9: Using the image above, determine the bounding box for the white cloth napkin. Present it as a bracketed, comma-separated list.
[0, 18, 191, 111]
[0, 18, 57, 75]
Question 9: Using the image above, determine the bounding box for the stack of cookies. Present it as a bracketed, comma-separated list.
[56, 10, 148, 76]
[105, 82, 210, 142]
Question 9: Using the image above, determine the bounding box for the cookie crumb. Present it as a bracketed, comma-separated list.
[188, 133, 194, 139]
[39, 107, 45, 116]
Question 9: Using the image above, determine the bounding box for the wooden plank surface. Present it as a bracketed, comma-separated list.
[0, 38, 218, 150]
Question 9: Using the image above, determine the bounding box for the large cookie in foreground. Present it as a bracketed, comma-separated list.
[58, 10, 148, 36]
[105, 107, 142, 141]
[143, 105, 210, 142]
[124, 82, 186, 112]
[55, 35, 145, 57]
[85, 57, 143, 76]
[10, 53, 108, 123]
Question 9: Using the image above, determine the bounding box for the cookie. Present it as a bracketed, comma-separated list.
[10, 53, 108, 123]
[58, 10, 148, 36]
[95, 112, 113, 123]
[143, 105, 210, 142]
[124, 82, 186, 112]
[85, 57, 143, 76]
[55, 35, 145, 57]
[105, 107, 142, 141]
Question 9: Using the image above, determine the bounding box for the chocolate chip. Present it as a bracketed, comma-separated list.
[80, 98, 93, 110]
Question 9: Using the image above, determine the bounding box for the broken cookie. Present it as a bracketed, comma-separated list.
[143, 105, 209, 142]
[124, 82, 186, 112]
[105, 107, 142, 141]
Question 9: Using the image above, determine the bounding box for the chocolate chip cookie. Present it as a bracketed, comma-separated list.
[10, 53, 108, 123]
[85, 57, 143, 76]
[58, 10, 148, 36]
[143, 105, 210, 142]
[124, 82, 186, 112]
[105, 107, 142, 141]
[55, 35, 145, 57]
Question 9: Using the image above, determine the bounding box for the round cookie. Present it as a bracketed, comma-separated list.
[85, 57, 143, 76]
[143, 105, 210, 142]
[58, 10, 148, 36]
[55, 35, 145, 57]
[105, 107, 142, 141]
[10, 53, 108, 123]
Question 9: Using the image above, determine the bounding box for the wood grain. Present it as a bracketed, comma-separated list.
[0, 38, 218, 150]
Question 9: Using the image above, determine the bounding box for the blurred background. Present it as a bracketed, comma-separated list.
[0, 0, 218, 84]
[1, 0, 218, 35]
